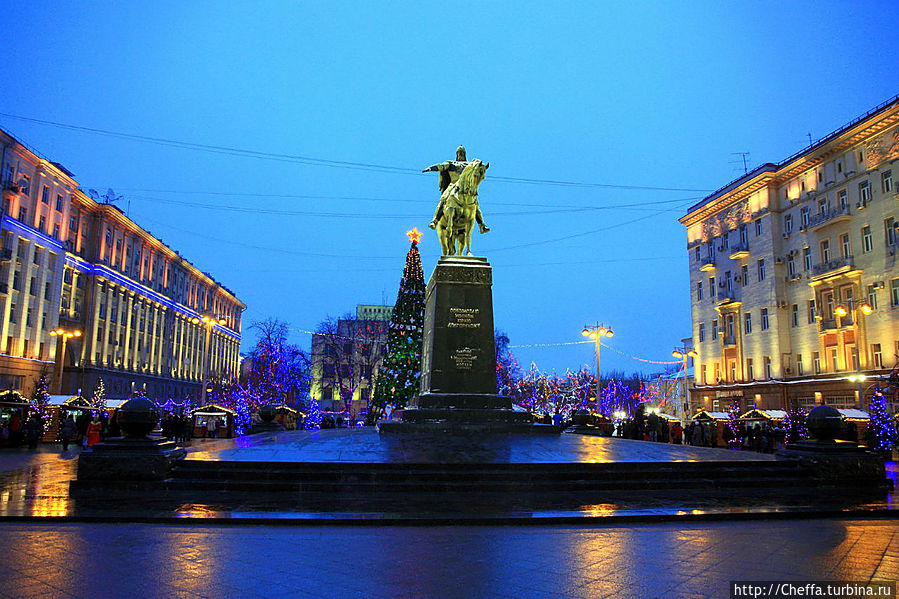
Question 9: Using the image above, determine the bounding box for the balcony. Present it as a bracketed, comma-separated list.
[699, 258, 716, 272]
[728, 242, 750, 260]
[818, 318, 838, 333]
[0, 248, 10, 262]
[716, 288, 741, 305]
[722, 335, 737, 348]
[0, 283, 7, 294]
[811, 256, 856, 279]
[808, 205, 851, 231]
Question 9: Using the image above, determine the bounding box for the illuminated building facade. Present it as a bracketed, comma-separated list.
[0, 127, 245, 399]
[681, 95, 899, 413]
[310, 304, 391, 416]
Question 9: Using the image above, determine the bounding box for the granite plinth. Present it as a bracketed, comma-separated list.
[776, 440, 892, 491]
[416, 393, 512, 410]
[74, 437, 186, 482]
[419, 256, 497, 395]
[247, 421, 285, 434]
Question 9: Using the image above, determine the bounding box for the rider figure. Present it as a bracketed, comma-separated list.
[423, 146, 489, 233]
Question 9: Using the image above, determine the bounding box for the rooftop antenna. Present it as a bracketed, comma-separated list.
[807, 132, 813, 146]
[729, 152, 750, 175]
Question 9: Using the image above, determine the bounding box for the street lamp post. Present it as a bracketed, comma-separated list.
[192, 315, 227, 406]
[835, 300, 873, 409]
[49, 327, 82, 395]
[672, 346, 698, 419]
[582, 323, 613, 407]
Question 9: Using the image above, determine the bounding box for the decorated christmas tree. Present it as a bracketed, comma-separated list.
[91, 378, 107, 410]
[369, 228, 426, 422]
[29, 371, 52, 433]
[726, 398, 742, 448]
[867, 388, 897, 452]
[783, 406, 808, 445]
[304, 395, 322, 430]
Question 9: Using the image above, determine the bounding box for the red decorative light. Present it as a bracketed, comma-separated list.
[406, 227, 423, 244]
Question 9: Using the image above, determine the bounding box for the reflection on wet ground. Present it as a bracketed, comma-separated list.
[189, 428, 779, 463]
[0, 519, 896, 597]
[0, 430, 895, 521]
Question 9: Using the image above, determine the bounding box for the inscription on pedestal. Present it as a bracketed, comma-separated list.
[451, 346, 481, 370]
[448, 307, 481, 329]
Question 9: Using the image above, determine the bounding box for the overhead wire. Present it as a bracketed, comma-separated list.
[0, 111, 713, 193]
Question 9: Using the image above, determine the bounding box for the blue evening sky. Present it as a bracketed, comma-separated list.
[3, 1, 898, 376]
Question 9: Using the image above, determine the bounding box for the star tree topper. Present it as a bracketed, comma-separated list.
[406, 227, 423, 244]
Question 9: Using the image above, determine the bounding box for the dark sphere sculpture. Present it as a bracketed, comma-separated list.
[572, 409, 590, 426]
[259, 404, 277, 423]
[117, 397, 160, 439]
[806, 404, 842, 441]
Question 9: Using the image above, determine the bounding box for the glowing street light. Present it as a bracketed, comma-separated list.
[49, 328, 82, 394]
[582, 323, 614, 405]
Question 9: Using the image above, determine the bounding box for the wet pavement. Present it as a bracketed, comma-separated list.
[0, 519, 896, 598]
[0, 430, 895, 521]
[187, 428, 779, 463]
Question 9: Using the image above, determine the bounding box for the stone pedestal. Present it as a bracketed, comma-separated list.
[380, 257, 555, 434]
[75, 438, 186, 482]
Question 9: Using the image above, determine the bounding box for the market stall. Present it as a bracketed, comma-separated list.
[690, 410, 730, 447]
[274, 405, 300, 430]
[0, 390, 28, 446]
[190, 404, 236, 438]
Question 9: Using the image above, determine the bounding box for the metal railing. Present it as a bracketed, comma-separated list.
[807, 205, 851, 230]
[812, 256, 854, 277]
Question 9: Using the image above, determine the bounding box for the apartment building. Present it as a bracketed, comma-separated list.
[310, 304, 391, 416]
[0, 127, 245, 400]
[680, 95, 899, 413]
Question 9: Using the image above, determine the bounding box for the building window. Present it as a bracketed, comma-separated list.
[708, 276, 715, 292]
[725, 271, 732, 293]
[69, 215, 78, 232]
[712, 319, 719, 338]
[820, 239, 830, 263]
[741, 265, 748, 286]
[787, 254, 796, 277]
[21, 175, 30, 196]
[761, 308, 769, 331]
[700, 365, 707, 385]
[698, 323, 705, 343]
[696, 281, 703, 301]
[764, 356, 772, 379]
[791, 304, 799, 327]
[746, 358, 754, 380]
[44, 282, 51, 301]
[796, 354, 803, 376]
[808, 300, 816, 324]
[867, 284, 878, 309]
[755, 218, 762, 236]
[817, 197, 828, 215]
[838, 189, 848, 211]
[872, 344, 883, 369]
[694, 246, 700, 262]
[55, 194, 63, 212]
[729, 360, 736, 382]
[800, 206, 810, 228]
[885, 218, 896, 246]
[891, 279, 899, 307]
[862, 226, 873, 253]
[41, 185, 50, 204]
[859, 181, 871, 204]
[744, 312, 752, 334]
[784, 214, 793, 234]
[739, 225, 748, 245]
[757, 259, 765, 281]
[883, 170, 893, 194]
[29, 277, 36, 296]
[38, 216, 46, 233]
[803, 247, 811, 271]
[840, 233, 851, 259]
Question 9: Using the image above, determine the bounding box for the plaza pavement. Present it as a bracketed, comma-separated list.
[0, 519, 896, 598]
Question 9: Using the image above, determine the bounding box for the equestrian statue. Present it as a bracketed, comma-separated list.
[422, 146, 490, 256]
